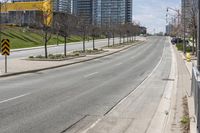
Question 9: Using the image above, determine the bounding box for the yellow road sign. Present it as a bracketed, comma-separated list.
[1, 39, 10, 56]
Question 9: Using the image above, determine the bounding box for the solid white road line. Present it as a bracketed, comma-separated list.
[0, 93, 31, 104]
[81, 118, 102, 133]
[84, 72, 99, 78]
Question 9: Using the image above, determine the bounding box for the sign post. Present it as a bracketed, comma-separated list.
[1, 39, 10, 73]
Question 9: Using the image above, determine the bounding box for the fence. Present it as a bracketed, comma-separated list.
[191, 66, 200, 132]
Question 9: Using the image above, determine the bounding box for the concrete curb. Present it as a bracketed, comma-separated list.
[146, 37, 176, 133]
[173, 45, 197, 133]
[0, 41, 144, 78]
[181, 55, 197, 133]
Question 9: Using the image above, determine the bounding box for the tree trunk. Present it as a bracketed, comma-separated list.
[44, 31, 48, 58]
[113, 32, 115, 46]
[108, 32, 110, 47]
[57, 33, 59, 46]
[93, 36, 95, 50]
[83, 32, 86, 52]
[192, 32, 195, 55]
[195, 31, 198, 57]
[64, 36, 67, 56]
[120, 33, 122, 44]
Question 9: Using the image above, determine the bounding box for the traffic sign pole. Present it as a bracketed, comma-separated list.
[5, 55, 7, 73]
[1, 39, 10, 73]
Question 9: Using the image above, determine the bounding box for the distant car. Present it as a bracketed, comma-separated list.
[171, 38, 176, 44]
[171, 38, 183, 44]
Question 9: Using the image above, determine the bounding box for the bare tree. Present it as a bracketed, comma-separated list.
[54, 12, 77, 56]
[110, 24, 117, 46]
[101, 24, 111, 47]
[89, 25, 100, 50]
[34, 0, 53, 58]
[188, 6, 197, 56]
[78, 18, 89, 52]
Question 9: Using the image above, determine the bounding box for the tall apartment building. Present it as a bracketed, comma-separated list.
[125, 0, 132, 23]
[73, 0, 132, 26]
[181, 0, 192, 34]
[73, 0, 93, 24]
[98, 0, 125, 26]
[54, 0, 71, 13]
[166, 24, 173, 36]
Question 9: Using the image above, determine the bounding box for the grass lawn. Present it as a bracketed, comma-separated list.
[0, 27, 83, 49]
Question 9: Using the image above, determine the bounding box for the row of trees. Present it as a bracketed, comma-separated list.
[41, 12, 142, 58]
[0, 1, 143, 58]
[169, 2, 197, 56]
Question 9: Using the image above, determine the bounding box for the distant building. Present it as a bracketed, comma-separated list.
[12, 0, 42, 2]
[12, 0, 72, 13]
[54, 0, 72, 13]
[181, 0, 192, 35]
[125, 0, 132, 23]
[99, 0, 126, 26]
[73, 0, 132, 26]
[1, 0, 53, 26]
[166, 24, 173, 36]
[73, 0, 93, 25]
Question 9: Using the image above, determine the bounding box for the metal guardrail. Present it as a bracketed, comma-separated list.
[191, 66, 200, 132]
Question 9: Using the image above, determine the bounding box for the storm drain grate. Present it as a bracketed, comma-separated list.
[162, 78, 175, 81]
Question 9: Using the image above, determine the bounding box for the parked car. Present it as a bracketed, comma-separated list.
[171, 38, 183, 44]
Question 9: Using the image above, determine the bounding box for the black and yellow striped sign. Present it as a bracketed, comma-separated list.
[1, 39, 10, 56]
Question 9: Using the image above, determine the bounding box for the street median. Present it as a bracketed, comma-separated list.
[0, 41, 145, 77]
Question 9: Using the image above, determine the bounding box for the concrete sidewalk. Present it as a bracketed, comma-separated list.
[0, 42, 143, 77]
[164, 46, 196, 133]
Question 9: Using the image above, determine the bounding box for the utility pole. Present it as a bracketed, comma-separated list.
[183, 0, 186, 54]
[166, 7, 181, 43]
[197, 0, 200, 70]
[0, 2, 1, 43]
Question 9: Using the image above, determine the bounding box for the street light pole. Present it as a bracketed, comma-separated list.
[197, 0, 200, 70]
[166, 7, 181, 38]
[183, 0, 186, 54]
[0, 2, 1, 43]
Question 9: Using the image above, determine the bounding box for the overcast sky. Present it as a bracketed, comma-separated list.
[133, 0, 181, 34]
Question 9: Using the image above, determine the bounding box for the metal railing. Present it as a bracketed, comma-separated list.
[191, 66, 200, 132]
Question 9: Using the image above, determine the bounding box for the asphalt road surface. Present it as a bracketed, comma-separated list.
[0, 36, 170, 133]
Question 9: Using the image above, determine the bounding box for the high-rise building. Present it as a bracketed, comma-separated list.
[92, 0, 102, 25]
[54, 0, 71, 13]
[100, 0, 125, 26]
[181, 0, 192, 35]
[166, 24, 173, 35]
[73, 0, 132, 26]
[125, 0, 132, 23]
[73, 0, 93, 24]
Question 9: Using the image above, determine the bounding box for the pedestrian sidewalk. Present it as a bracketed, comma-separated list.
[164, 46, 196, 133]
[0, 42, 143, 77]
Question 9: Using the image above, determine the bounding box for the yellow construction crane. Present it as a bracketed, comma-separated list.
[0, 0, 53, 26]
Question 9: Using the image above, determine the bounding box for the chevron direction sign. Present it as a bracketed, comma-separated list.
[1, 39, 10, 56]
